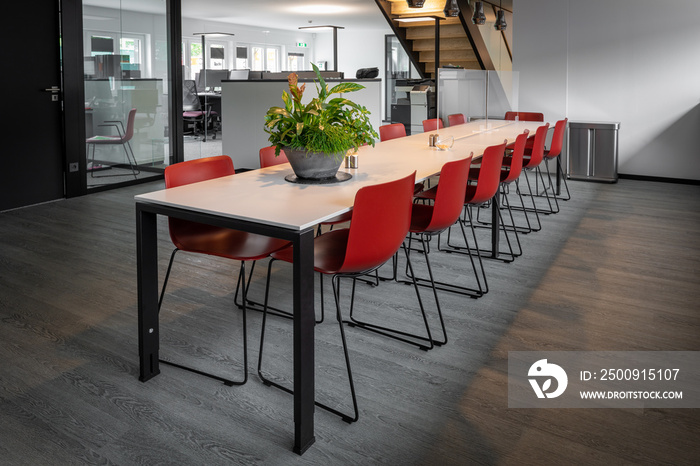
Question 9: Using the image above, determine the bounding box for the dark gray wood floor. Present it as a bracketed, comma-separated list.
[1, 175, 698, 465]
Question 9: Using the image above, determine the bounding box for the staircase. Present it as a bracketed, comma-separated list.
[377, 0, 497, 78]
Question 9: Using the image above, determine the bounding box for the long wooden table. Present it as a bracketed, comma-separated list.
[135, 119, 542, 455]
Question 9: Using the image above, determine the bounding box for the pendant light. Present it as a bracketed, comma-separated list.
[494, 9, 507, 30]
[444, 0, 460, 17]
[471, 2, 486, 25]
[406, 0, 426, 7]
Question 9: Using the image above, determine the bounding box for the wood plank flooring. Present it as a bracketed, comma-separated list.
[0, 175, 698, 465]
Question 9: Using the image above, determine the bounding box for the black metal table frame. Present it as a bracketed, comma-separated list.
[136, 200, 316, 455]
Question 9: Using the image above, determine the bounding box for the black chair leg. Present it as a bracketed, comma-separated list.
[257, 266, 357, 423]
[438, 208, 489, 297]
[158, 252, 248, 386]
[346, 243, 438, 350]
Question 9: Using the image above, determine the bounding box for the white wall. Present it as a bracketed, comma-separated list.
[181, 18, 317, 71]
[514, 0, 700, 180]
[338, 27, 392, 122]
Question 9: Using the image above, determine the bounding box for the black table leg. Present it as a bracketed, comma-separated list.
[137, 204, 160, 382]
[292, 228, 316, 454]
[490, 194, 500, 258]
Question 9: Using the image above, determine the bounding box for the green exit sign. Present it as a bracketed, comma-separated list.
[296, 42, 308, 48]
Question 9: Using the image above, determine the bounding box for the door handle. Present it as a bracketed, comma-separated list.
[44, 86, 60, 92]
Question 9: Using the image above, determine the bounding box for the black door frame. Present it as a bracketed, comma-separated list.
[61, 0, 183, 198]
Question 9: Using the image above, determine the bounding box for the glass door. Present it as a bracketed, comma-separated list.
[82, 0, 171, 190]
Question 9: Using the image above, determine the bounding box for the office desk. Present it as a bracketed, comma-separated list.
[135, 119, 541, 455]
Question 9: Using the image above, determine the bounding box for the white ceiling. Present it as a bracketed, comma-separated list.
[83, 1, 514, 32]
[84, 0, 391, 31]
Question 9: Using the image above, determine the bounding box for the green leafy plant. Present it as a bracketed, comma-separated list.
[264, 63, 378, 157]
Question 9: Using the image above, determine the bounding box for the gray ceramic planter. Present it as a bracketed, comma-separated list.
[284, 147, 345, 180]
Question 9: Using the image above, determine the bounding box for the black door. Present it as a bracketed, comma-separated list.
[0, 1, 64, 211]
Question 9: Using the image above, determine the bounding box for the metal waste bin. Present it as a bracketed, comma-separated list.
[568, 121, 620, 182]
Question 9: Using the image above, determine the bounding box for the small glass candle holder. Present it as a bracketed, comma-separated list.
[435, 135, 454, 151]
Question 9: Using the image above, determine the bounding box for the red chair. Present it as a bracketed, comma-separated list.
[504, 111, 544, 122]
[472, 131, 531, 258]
[159, 155, 291, 386]
[259, 146, 288, 167]
[378, 123, 424, 195]
[422, 118, 444, 132]
[258, 172, 430, 423]
[542, 118, 570, 202]
[400, 156, 473, 344]
[379, 123, 407, 142]
[512, 123, 554, 221]
[86, 108, 139, 179]
[448, 113, 466, 126]
[433, 143, 508, 297]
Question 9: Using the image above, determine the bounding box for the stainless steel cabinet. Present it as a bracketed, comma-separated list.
[568, 121, 620, 182]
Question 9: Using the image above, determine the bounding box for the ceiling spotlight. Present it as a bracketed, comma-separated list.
[406, 0, 426, 8]
[495, 9, 507, 30]
[471, 2, 486, 25]
[444, 0, 460, 17]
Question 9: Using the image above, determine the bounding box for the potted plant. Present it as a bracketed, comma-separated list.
[264, 63, 378, 180]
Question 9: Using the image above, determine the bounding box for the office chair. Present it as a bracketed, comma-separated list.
[159, 155, 291, 386]
[422, 118, 444, 132]
[258, 172, 433, 423]
[86, 108, 140, 179]
[448, 113, 466, 126]
[379, 123, 407, 142]
[421, 142, 508, 298]
[504, 111, 544, 122]
[183, 80, 217, 141]
[259, 146, 288, 168]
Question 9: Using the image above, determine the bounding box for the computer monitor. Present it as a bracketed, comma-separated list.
[228, 69, 250, 80]
[196, 69, 229, 92]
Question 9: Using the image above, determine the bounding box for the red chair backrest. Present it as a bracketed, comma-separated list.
[379, 123, 406, 142]
[259, 146, 288, 168]
[426, 156, 472, 232]
[165, 155, 234, 188]
[448, 113, 466, 126]
[341, 172, 416, 274]
[545, 118, 568, 159]
[122, 108, 137, 142]
[468, 142, 506, 205]
[523, 123, 550, 169]
[164, 156, 235, 249]
[422, 118, 444, 132]
[502, 130, 529, 184]
[504, 111, 544, 122]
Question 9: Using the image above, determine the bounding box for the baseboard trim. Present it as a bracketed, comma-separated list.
[618, 174, 700, 186]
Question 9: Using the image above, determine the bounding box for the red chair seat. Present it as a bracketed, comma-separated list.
[414, 185, 437, 202]
[272, 228, 350, 275]
[170, 220, 291, 261]
[321, 210, 353, 226]
[409, 203, 435, 233]
[183, 110, 217, 118]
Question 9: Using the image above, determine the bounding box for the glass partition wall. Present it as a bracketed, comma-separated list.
[437, 69, 519, 125]
[83, 0, 170, 189]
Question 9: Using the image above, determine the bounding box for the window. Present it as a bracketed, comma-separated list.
[189, 42, 202, 80]
[251, 45, 281, 72]
[120, 37, 141, 71]
[209, 44, 225, 69]
[288, 52, 304, 71]
[236, 46, 248, 69]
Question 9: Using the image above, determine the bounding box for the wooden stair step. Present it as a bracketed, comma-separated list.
[405, 24, 466, 40]
[413, 37, 470, 51]
[425, 61, 481, 74]
[420, 49, 476, 62]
